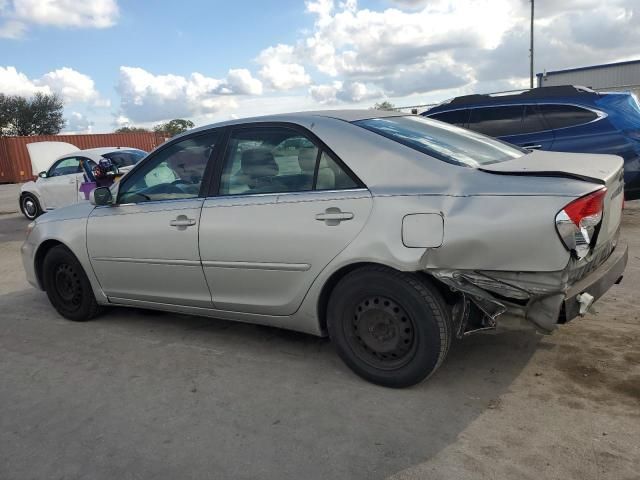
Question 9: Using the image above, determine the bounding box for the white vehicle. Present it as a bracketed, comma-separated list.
[19, 143, 147, 219]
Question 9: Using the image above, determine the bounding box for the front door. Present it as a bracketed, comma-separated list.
[199, 125, 372, 315]
[40, 157, 83, 209]
[87, 131, 220, 307]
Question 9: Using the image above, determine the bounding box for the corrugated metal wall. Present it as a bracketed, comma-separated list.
[539, 61, 640, 97]
[0, 132, 165, 183]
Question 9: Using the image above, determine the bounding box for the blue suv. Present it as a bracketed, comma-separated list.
[423, 86, 640, 199]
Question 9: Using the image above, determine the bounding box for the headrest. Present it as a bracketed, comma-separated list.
[298, 147, 317, 173]
[241, 148, 278, 178]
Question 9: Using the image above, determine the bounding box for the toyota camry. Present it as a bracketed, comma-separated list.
[21, 110, 627, 387]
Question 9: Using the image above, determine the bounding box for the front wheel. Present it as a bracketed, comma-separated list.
[42, 245, 101, 321]
[327, 266, 452, 388]
[20, 193, 42, 220]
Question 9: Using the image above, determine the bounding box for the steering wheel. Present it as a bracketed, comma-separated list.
[143, 182, 184, 195]
[170, 179, 192, 186]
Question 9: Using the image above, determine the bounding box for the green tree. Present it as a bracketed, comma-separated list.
[115, 126, 150, 133]
[372, 101, 396, 111]
[153, 118, 195, 137]
[0, 92, 65, 135]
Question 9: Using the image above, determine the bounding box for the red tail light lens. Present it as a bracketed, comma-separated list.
[555, 188, 606, 259]
[563, 188, 606, 228]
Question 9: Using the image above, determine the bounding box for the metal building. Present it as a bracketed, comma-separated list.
[537, 59, 640, 97]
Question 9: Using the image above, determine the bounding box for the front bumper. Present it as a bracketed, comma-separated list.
[20, 240, 40, 290]
[562, 241, 628, 322]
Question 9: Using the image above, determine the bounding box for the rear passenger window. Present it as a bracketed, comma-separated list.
[539, 105, 598, 129]
[521, 105, 546, 133]
[467, 106, 524, 137]
[219, 127, 359, 195]
[429, 109, 469, 127]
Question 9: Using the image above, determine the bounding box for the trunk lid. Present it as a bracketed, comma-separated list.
[482, 149, 624, 259]
[479, 150, 623, 186]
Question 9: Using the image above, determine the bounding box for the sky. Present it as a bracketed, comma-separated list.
[0, 0, 639, 133]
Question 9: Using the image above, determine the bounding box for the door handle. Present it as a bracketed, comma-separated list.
[523, 144, 542, 150]
[316, 207, 354, 226]
[170, 215, 196, 230]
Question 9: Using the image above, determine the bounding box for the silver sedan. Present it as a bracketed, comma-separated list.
[21, 110, 628, 387]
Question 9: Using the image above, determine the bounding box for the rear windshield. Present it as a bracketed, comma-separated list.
[353, 116, 526, 166]
[103, 149, 147, 168]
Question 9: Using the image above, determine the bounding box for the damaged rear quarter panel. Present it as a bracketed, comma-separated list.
[424, 194, 575, 272]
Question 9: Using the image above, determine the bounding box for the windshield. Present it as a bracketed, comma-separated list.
[354, 116, 526, 166]
[103, 149, 147, 168]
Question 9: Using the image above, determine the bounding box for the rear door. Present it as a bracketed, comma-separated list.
[199, 123, 372, 315]
[467, 105, 555, 150]
[538, 104, 613, 154]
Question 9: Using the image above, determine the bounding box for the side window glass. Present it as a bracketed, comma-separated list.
[118, 132, 218, 204]
[316, 152, 358, 190]
[539, 105, 598, 130]
[430, 109, 469, 127]
[467, 106, 524, 137]
[49, 157, 81, 177]
[219, 127, 319, 195]
[521, 105, 546, 134]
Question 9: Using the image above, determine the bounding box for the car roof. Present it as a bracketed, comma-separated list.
[57, 147, 144, 160]
[425, 85, 622, 112]
[184, 109, 405, 137]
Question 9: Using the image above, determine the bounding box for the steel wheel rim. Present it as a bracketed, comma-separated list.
[347, 295, 417, 370]
[22, 197, 36, 218]
[54, 263, 82, 307]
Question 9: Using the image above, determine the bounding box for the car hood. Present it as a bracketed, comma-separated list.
[35, 202, 95, 225]
[26, 141, 78, 175]
[479, 150, 624, 186]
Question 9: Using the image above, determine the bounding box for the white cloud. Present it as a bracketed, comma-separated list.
[0, 66, 50, 96]
[224, 69, 263, 95]
[309, 80, 380, 104]
[256, 44, 311, 90]
[65, 111, 94, 133]
[38, 67, 108, 106]
[0, 0, 118, 38]
[116, 66, 263, 123]
[0, 66, 107, 106]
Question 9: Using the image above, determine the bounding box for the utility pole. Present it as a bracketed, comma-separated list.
[530, 0, 535, 88]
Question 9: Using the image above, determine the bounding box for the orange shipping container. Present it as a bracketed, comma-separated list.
[0, 132, 165, 184]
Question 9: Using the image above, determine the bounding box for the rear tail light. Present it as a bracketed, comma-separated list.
[555, 188, 607, 259]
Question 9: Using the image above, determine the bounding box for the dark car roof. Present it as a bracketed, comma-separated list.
[426, 85, 610, 113]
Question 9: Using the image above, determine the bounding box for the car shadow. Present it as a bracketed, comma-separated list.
[0, 286, 541, 480]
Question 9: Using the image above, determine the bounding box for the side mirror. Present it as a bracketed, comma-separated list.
[90, 186, 114, 206]
[38, 171, 47, 178]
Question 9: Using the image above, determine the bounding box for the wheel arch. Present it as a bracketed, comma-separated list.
[20, 187, 46, 212]
[34, 239, 67, 289]
[316, 261, 457, 334]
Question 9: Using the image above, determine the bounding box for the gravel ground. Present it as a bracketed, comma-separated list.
[0, 184, 638, 480]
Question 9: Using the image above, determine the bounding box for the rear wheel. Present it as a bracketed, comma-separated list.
[42, 245, 101, 321]
[327, 266, 452, 388]
[20, 193, 42, 220]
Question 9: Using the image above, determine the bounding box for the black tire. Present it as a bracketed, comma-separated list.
[20, 193, 42, 220]
[42, 245, 101, 321]
[327, 266, 452, 388]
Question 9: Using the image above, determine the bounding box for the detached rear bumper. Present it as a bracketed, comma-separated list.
[562, 241, 628, 323]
